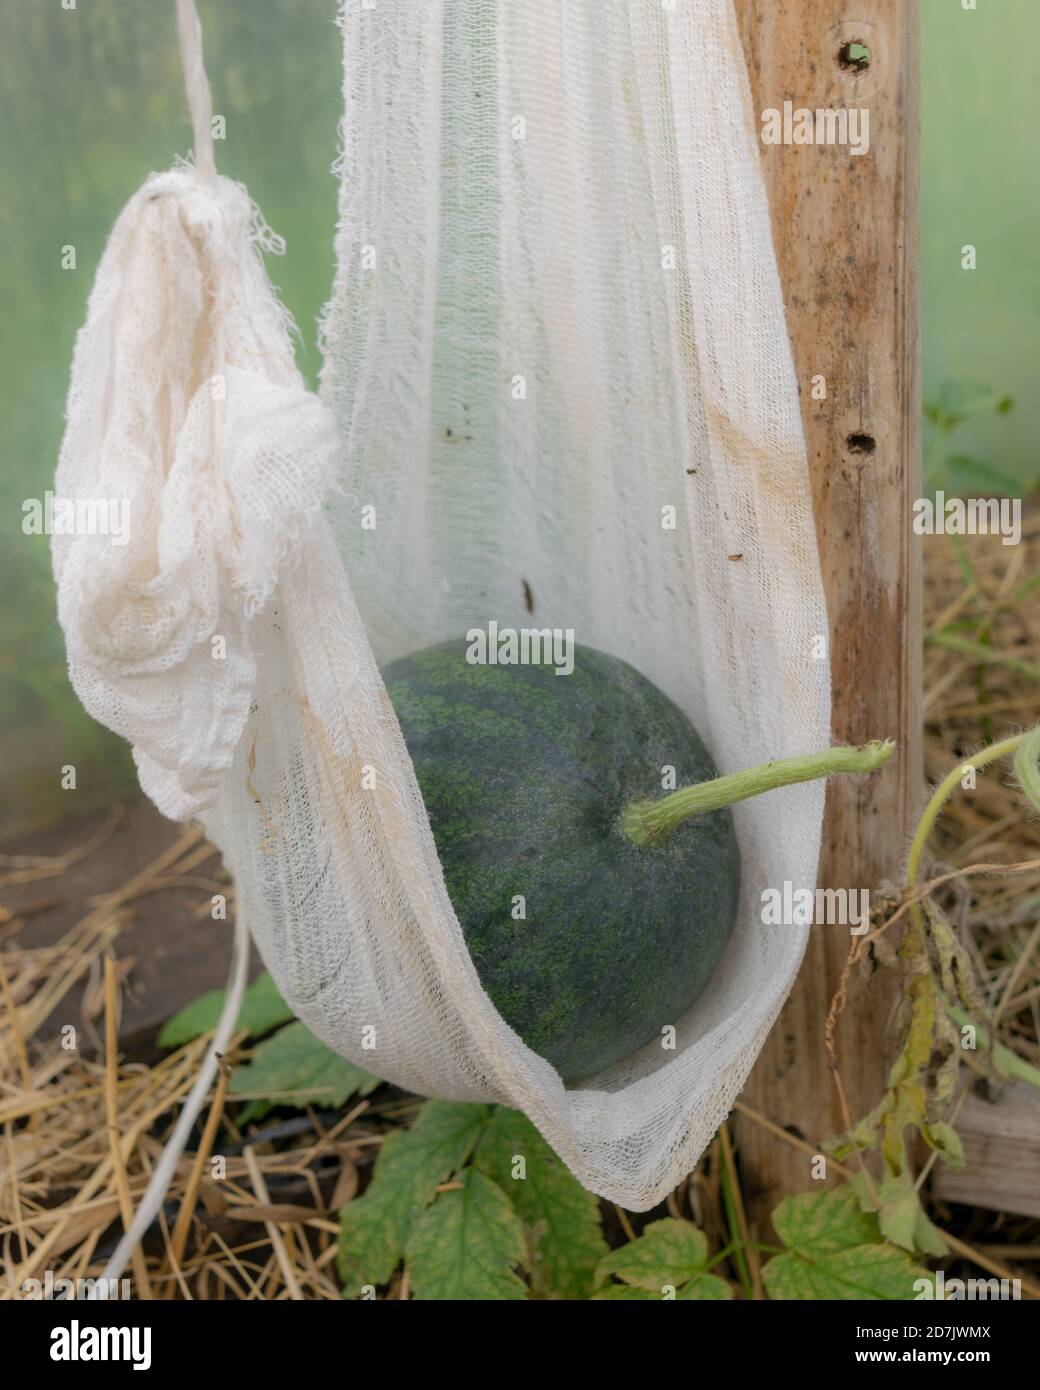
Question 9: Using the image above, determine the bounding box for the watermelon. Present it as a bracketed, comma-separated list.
[381, 640, 740, 1083]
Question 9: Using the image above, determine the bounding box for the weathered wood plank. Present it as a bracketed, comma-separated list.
[732, 1, 923, 1225]
[934, 1086, 1040, 1220]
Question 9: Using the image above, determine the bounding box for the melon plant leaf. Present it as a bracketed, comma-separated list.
[474, 1105, 606, 1298]
[825, 901, 962, 1259]
[158, 970, 293, 1049]
[229, 1019, 381, 1122]
[925, 1121, 964, 1169]
[406, 1168, 527, 1301]
[872, 1170, 950, 1259]
[338, 1133, 413, 1294]
[592, 1284, 660, 1300]
[599, 1273, 731, 1301]
[762, 1189, 932, 1300]
[339, 1101, 492, 1296]
[593, 1218, 732, 1301]
[764, 1242, 932, 1302]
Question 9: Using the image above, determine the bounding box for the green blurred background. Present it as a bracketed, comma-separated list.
[1, 0, 1036, 838]
[0, 0, 342, 835]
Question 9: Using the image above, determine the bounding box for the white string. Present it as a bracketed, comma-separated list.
[176, 0, 218, 191]
[89, 907, 250, 1297]
[85, 13, 233, 1297]
[84, 5, 242, 1298]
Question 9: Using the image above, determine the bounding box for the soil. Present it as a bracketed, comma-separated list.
[1, 798, 261, 1060]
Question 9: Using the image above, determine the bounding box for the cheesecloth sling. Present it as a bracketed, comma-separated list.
[54, 0, 829, 1211]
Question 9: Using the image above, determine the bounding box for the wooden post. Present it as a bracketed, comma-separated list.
[732, 2, 922, 1226]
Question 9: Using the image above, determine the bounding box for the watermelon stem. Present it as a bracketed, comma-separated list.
[619, 740, 895, 846]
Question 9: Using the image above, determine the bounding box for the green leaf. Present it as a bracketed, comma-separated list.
[592, 1284, 661, 1300]
[912, 1206, 950, 1260]
[943, 454, 1025, 500]
[923, 1121, 964, 1169]
[763, 1189, 932, 1300]
[772, 1186, 879, 1253]
[764, 1242, 932, 1301]
[926, 380, 1013, 432]
[593, 1219, 732, 1301]
[873, 1171, 947, 1258]
[851, 1165, 948, 1262]
[228, 1020, 381, 1121]
[474, 1106, 606, 1298]
[406, 1169, 527, 1301]
[337, 1136, 411, 1293]
[338, 1101, 491, 1296]
[157, 971, 293, 1049]
[674, 1274, 734, 1300]
[876, 1173, 920, 1252]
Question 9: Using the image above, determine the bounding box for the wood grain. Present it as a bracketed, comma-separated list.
[732, 1, 923, 1227]
[934, 1086, 1040, 1220]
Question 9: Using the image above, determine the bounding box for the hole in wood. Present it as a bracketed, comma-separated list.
[838, 40, 871, 73]
[847, 432, 876, 456]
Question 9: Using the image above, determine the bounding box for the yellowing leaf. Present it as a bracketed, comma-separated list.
[875, 1171, 949, 1258]
[772, 1187, 878, 1254]
[764, 1243, 932, 1301]
[406, 1169, 526, 1301]
[764, 1189, 932, 1300]
[924, 1121, 964, 1168]
[339, 1101, 491, 1296]
[594, 1219, 732, 1301]
[592, 1285, 661, 1300]
[474, 1106, 606, 1298]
